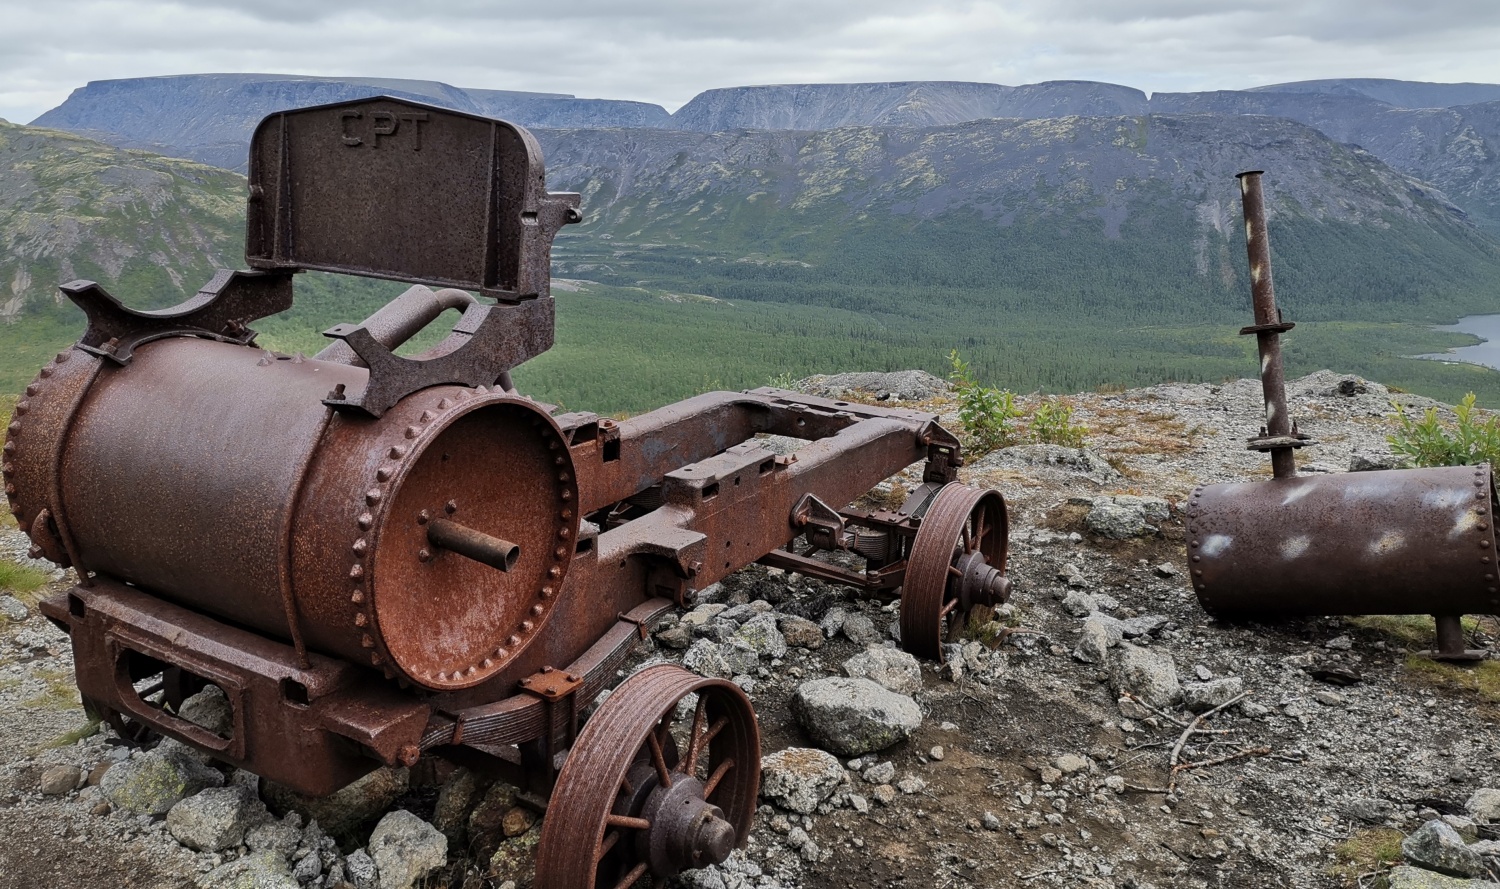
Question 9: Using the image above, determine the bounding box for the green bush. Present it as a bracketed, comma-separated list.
[1388, 392, 1500, 469]
[947, 350, 1022, 455]
[1030, 399, 1088, 448]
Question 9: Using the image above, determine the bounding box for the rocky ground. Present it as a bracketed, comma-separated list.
[3, 368, 1500, 889]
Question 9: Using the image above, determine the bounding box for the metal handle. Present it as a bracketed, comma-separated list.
[427, 519, 520, 572]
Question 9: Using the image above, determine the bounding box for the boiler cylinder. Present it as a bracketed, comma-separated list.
[4, 338, 578, 690]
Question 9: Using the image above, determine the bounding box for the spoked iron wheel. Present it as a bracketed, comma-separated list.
[900, 483, 1010, 662]
[536, 664, 761, 889]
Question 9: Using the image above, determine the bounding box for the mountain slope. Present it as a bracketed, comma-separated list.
[669, 81, 1147, 131]
[1250, 78, 1500, 108]
[0, 121, 244, 321]
[32, 74, 671, 171]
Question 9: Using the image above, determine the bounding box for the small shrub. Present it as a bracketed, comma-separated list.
[1030, 399, 1088, 448]
[0, 559, 49, 600]
[947, 350, 1022, 455]
[767, 371, 798, 390]
[1388, 392, 1500, 469]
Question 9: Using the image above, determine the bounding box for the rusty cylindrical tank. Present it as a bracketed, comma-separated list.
[5, 337, 579, 691]
[1187, 465, 1500, 619]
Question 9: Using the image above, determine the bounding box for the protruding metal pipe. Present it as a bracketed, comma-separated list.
[426, 519, 519, 572]
[315, 285, 477, 365]
[1236, 171, 1297, 479]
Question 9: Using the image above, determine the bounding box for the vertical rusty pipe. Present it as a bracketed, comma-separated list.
[1236, 171, 1297, 479]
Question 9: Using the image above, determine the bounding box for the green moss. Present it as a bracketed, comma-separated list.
[1348, 615, 1483, 650]
[1403, 655, 1500, 702]
[1327, 827, 1404, 885]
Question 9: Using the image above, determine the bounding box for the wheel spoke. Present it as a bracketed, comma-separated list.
[939, 598, 960, 618]
[960, 523, 971, 551]
[596, 829, 620, 863]
[973, 512, 988, 550]
[697, 715, 728, 757]
[610, 861, 649, 889]
[646, 730, 673, 788]
[682, 695, 708, 777]
[606, 814, 652, 831]
[948, 564, 963, 578]
[702, 758, 735, 797]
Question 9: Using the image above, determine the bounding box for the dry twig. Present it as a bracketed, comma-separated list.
[1166, 692, 1251, 791]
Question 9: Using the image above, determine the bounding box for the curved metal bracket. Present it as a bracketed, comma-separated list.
[63, 269, 294, 365]
[320, 297, 554, 417]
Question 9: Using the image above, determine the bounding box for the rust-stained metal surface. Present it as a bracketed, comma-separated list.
[535, 664, 759, 889]
[4, 98, 1013, 886]
[1190, 171, 1498, 657]
[1188, 465, 1500, 619]
[900, 484, 1010, 661]
[1235, 171, 1311, 477]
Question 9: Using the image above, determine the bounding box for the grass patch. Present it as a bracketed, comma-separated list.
[42, 717, 101, 749]
[1402, 656, 1500, 703]
[23, 664, 82, 711]
[1348, 615, 1482, 650]
[1326, 827, 1404, 886]
[0, 558, 50, 605]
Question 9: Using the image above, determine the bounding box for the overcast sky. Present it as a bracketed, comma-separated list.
[2, 0, 1498, 123]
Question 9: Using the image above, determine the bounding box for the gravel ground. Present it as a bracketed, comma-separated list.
[0, 369, 1495, 889]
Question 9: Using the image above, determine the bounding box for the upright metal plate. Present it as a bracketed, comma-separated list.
[245, 96, 579, 301]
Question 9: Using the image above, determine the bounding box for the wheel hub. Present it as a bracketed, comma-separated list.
[639, 776, 737, 875]
[952, 549, 1010, 609]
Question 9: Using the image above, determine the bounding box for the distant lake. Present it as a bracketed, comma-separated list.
[1416, 315, 1500, 370]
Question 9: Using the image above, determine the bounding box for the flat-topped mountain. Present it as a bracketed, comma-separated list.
[1250, 78, 1500, 108]
[669, 80, 1148, 131]
[31, 74, 671, 171]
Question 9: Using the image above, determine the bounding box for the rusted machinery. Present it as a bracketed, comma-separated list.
[2, 97, 1011, 887]
[1186, 171, 1494, 662]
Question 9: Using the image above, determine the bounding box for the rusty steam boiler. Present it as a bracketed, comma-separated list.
[1186, 171, 1494, 662]
[2, 98, 1012, 887]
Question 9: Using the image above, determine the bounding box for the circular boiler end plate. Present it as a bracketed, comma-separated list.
[372, 394, 579, 690]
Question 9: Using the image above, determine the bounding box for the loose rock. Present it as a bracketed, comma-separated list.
[101, 748, 226, 816]
[759, 748, 847, 815]
[777, 615, 824, 649]
[38, 764, 81, 795]
[791, 677, 922, 756]
[1181, 677, 1245, 713]
[168, 785, 265, 852]
[1108, 643, 1182, 709]
[841, 646, 923, 695]
[1401, 819, 1487, 878]
[368, 810, 448, 889]
[197, 850, 300, 889]
[1085, 495, 1170, 539]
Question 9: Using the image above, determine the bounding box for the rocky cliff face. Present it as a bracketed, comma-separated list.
[1250, 77, 1500, 109]
[536, 113, 1472, 236]
[32, 74, 672, 171]
[0, 121, 244, 320]
[669, 80, 1147, 131]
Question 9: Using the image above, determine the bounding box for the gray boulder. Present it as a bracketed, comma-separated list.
[264, 766, 408, 840]
[1467, 788, 1500, 823]
[168, 785, 266, 852]
[1386, 865, 1500, 888]
[1086, 495, 1171, 539]
[682, 639, 760, 679]
[734, 613, 787, 659]
[840, 614, 879, 645]
[791, 677, 922, 756]
[1073, 614, 1124, 664]
[1181, 678, 1245, 714]
[345, 849, 379, 889]
[1109, 643, 1182, 709]
[101, 748, 225, 816]
[968, 444, 1123, 486]
[841, 647, 923, 695]
[368, 810, 448, 889]
[1402, 819, 1487, 878]
[759, 748, 847, 815]
[1343, 797, 1397, 824]
[796, 370, 948, 402]
[196, 851, 300, 889]
[778, 615, 824, 649]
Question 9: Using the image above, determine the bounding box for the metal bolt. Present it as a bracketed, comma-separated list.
[445, 500, 458, 514]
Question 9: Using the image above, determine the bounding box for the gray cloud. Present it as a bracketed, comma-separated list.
[2, 0, 1498, 123]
